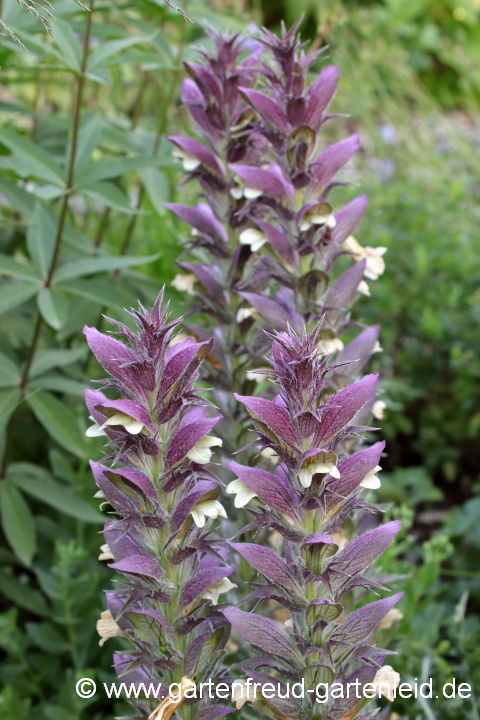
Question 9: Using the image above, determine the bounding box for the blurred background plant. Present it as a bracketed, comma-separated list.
[0, 0, 478, 718]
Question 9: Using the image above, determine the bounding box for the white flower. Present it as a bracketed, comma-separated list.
[319, 338, 344, 354]
[98, 543, 114, 562]
[298, 457, 340, 488]
[169, 332, 193, 347]
[358, 280, 371, 296]
[236, 307, 257, 323]
[190, 499, 227, 528]
[372, 400, 386, 419]
[300, 206, 337, 232]
[226, 478, 257, 508]
[187, 435, 222, 464]
[100, 412, 148, 436]
[199, 576, 237, 605]
[172, 147, 201, 171]
[96, 609, 124, 646]
[230, 177, 262, 200]
[246, 367, 269, 382]
[343, 235, 387, 281]
[172, 273, 198, 295]
[261, 446, 280, 465]
[372, 340, 383, 353]
[372, 665, 400, 702]
[377, 608, 404, 630]
[239, 228, 268, 252]
[86, 415, 107, 437]
[360, 465, 382, 490]
[232, 680, 258, 710]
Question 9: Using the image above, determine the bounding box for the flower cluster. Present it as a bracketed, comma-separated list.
[85, 292, 237, 720]
[224, 323, 402, 718]
[168, 21, 385, 411]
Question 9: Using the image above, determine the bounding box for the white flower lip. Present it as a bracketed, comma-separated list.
[172, 273, 197, 295]
[199, 576, 237, 605]
[190, 499, 227, 527]
[343, 235, 387, 281]
[239, 228, 268, 252]
[226, 478, 258, 508]
[96, 609, 123, 647]
[360, 464, 382, 489]
[187, 435, 222, 464]
[99, 411, 148, 436]
[172, 147, 201, 171]
[298, 458, 340, 488]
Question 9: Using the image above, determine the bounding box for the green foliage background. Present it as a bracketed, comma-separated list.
[0, 0, 479, 718]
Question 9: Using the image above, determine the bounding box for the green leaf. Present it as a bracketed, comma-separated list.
[27, 390, 89, 459]
[0, 254, 42, 283]
[0, 179, 35, 216]
[26, 622, 70, 653]
[0, 128, 65, 186]
[141, 168, 169, 215]
[27, 202, 56, 280]
[30, 376, 87, 397]
[0, 571, 50, 617]
[0, 352, 20, 388]
[87, 35, 154, 71]
[0, 283, 39, 315]
[30, 348, 86, 378]
[75, 115, 103, 171]
[9, 472, 104, 523]
[53, 253, 160, 283]
[37, 288, 69, 330]
[75, 155, 162, 187]
[50, 19, 82, 71]
[82, 181, 140, 214]
[0, 484, 36, 567]
[57, 277, 139, 309]
[0, 389, 22, 433]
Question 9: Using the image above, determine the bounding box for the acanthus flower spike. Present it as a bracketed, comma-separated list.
[85, 293, 236, 720]
[224, 324, 402, 719]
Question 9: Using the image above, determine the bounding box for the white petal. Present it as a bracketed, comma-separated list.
[299, 220, 312, 232]
[190, 508, 205, 527]
[298, 467, 313, 488]
[357, 280, 371, 296]
[226, 479, 246, 494]
[235, 489, 257, 508]
[183, 157, 201, 171]
[230, 187, 243, 199]
[86, 423, 106, 437]
[326, 463, 340, 479]
[239, 228, 265, 246]
[244, 187, 262, 199]
[360, 474, 381, 490]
